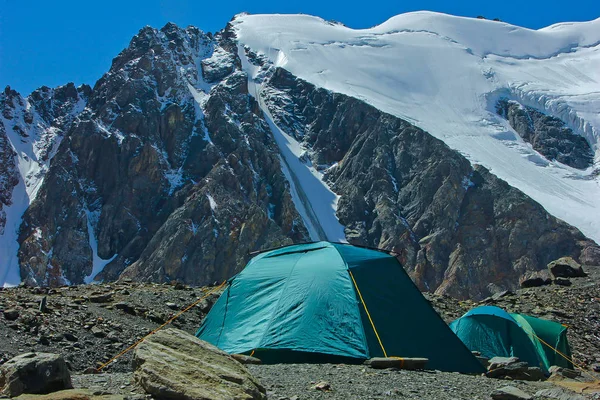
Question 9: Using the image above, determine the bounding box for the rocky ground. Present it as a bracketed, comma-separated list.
[1, 268, 599, 399]
[0, 279, 221, 372]
[62, 364, 587, 400]
[250, 363, 552, 400]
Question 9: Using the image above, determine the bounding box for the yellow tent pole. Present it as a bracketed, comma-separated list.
[349, 270, 388, 358]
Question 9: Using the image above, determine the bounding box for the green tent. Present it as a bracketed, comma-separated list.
[510, 313, 573, 370]
[450, 306, 573, 373]
[196, 242, 484, 373]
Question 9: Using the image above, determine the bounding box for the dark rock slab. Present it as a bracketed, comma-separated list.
[0, 353, 72, 397]
[548, 257, 586, 278]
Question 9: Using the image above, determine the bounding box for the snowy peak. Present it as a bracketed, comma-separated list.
[233, 12, 600, 244]
[372, 11, 600, 58]
[234, 11, 600, 59]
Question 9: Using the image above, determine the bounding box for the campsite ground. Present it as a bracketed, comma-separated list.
[1, 267, 599, 398]
[66, 363, 556, 399]
[248, 363, 554, 399]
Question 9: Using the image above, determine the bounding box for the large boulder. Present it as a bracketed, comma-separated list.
[491, 386, 532, 400]
[487, 357, 543, 381]
[0, 353, 72, 397]
[519, 270, 552, 288]
[548, 257, 586, 278]
[133, 328, 266, 400]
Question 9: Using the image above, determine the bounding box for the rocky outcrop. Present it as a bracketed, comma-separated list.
[0, 353, 72, 397]
[496, 99, 593, 170]
[547, 257, 586, 278]
[259, 66, 599, 299]
[133, 328, 266, 400]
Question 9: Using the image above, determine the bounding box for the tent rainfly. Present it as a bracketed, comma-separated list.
[450, 306, 573, 373]
[196, 242, 485, 373]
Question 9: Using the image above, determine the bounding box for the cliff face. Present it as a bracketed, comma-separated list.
[257, 66, 599, 299]
[0, 22, 598, 299]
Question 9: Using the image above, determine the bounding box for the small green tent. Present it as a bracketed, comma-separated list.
[510, 313, 573, 370]
[450, 306, 573, 373]
[196, 242, 484, 373]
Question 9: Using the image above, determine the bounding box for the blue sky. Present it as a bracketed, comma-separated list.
[1, 0, 599, 95]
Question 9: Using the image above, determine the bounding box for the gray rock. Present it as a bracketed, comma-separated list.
[487, 357, 536, 379]
[145, 311, 166, 324]
[534, 388, 585, 400]
[491, 386, 532, 400]
[548, 366, 581, 379]
[554, 277, 573, 286]
[63, 333, 78, 342]
[548, 257, 586, 278]
[519, 270, 552, 288]
[90, 327, 106, 338]
[106, 331, 120, 343]
[132, 328, 266, 399]
[0, 353, 72, 397]
[365, 357, 429, 370]
[113, 302, 136, 315]
[487, 361, 529, 378]
[488, 357, 520, 370]
[523, 367, 545, 381]
[231, 354, 262, 365]
[3, 308, 19, 321]
[311, 381, 331, 391]
[89, 293, 113, 303]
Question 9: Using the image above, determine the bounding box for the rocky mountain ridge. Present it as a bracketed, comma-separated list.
[251, 60, 599, 298]
[0, 19, 599, 299]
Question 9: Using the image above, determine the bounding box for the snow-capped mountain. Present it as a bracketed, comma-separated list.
[233, 12, 600, 242]
[0, 12, 598, 299]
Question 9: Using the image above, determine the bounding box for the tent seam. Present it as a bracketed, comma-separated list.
[332, 244, 371, 359]
[255, 250, 306, 350]
[215, 284, 232, 348]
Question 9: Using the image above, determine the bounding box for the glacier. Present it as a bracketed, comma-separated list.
[232, 11, 600, 243]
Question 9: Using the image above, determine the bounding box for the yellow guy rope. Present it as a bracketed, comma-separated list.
[524, 328, 599, 382]
[96, 280, 227, 372]
[348, 270, 388, 358]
